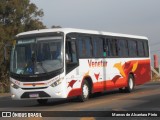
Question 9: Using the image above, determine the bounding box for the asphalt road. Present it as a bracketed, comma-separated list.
[0, 81, 160, 120]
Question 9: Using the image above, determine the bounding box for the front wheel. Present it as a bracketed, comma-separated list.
[78, 80, 90, 102]
[125, 74, 134, 93]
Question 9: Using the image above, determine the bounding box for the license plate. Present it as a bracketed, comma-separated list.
[29, 93, 39, 98]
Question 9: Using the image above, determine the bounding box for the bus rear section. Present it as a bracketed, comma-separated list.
[64, 31, 151, 101]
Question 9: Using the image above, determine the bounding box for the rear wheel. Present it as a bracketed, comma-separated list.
[37, 99, 48, 105]
[78, 80, 90, 102]
[125, 74, 134, 93]
[119, 87, 125, 92]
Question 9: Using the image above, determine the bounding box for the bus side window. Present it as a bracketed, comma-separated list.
[108, 39, 118, 57]
[137, 40, 145, 57]
[128, 40, 138, 57]
[92, 37, 104, 58]
[143, 41, 149, 57]
[66, 39, 78, 74]
[118, 39, 128, 57]
[78, 36, 92, 58]
[103, 39, 109, 57]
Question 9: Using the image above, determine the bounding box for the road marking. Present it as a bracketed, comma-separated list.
[80, 117, 96, 120]
[27, 117, 43, 120]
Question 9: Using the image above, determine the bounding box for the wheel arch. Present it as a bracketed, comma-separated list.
[129, 72, 135, 84]
[125, 72, 135, 93]
[82, 76, 93, 94]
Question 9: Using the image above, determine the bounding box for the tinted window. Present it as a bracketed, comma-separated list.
[137, 41, 145, 57]
[108, 39, 118, 57]
[118, 39, 128, 57]
[143, 41, 149, 57]
[66, 39, 78, 74]
[128, 40, 137, 57]
[92, 37, 104, 57]
[66, 41, 78, 63]
[78, 36, 92, 58]
[103, 39, 109, 57]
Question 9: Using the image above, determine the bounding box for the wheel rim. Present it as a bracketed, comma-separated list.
[83, 84, 89, 98]
[129, 78, 133, 90]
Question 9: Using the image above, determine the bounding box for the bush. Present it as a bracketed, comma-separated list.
[0, 78, 10, 93]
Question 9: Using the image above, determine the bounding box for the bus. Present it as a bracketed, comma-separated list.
[10, 28, 151, 104]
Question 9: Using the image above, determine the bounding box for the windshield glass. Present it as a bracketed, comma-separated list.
[10, 36, 63, 75]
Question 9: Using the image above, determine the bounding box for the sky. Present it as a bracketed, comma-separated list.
[31, 0, 160, 59]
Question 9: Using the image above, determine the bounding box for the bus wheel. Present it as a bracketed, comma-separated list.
[78, 80, 90, 102]
[37, 99, 48, 105]
[125, 74, 134, 93]
[119, 87, 125, 92]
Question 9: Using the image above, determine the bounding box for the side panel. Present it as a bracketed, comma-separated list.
[65, 68, 82, 97]
[134, 59, 151, 85]
[66, 58, 151, 97]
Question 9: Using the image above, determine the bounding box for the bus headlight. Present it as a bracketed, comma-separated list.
[10, 82, 19, 89]
[50, 79, 62, 87]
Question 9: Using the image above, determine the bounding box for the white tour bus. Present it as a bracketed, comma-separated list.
[10, 28, 151, 104]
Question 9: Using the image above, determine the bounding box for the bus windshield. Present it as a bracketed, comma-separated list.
[10, 36, 63, 75]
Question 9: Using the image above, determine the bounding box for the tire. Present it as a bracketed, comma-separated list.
[125, 74, 134, 93]
[78, 80, 90, 102]
[119, 87, 125, 93]
[37, 99, 48, 105]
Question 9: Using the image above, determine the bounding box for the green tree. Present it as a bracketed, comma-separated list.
[0, 0, 46, 42]
[0, 0, 46, 93]
[51, 25, 62, 28]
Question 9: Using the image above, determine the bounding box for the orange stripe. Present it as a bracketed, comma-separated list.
[23, 83, 46, 86]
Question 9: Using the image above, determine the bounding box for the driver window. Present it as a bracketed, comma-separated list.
[66, 39, 78, 74]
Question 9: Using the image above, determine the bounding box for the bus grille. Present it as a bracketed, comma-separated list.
[21, 87, 48, 90]
[21, 91, 50, 98]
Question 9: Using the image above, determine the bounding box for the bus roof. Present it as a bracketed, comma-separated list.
[16, 28, 148, 40]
